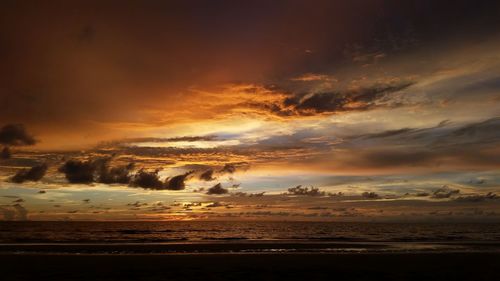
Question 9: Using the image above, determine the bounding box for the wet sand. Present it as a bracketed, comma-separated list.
[2, 252, 499, 281]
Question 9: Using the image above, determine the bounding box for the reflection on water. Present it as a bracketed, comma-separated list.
[0, 221, 499, 254]
[1, 221, 500, 243]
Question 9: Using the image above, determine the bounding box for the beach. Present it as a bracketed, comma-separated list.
[2, 252, 499, 281]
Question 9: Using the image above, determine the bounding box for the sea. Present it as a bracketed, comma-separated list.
[1, 221, 499, 254]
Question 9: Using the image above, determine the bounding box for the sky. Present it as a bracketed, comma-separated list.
[1, 0, 500, 221]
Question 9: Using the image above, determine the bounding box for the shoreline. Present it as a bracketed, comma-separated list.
[2, 240, 499, 254]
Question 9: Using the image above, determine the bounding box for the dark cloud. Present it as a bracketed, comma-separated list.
[219, 162, 249, 174]
[362, 128, 416, 139]
[336, 118, 500, 169]
[432, 186, 460, 199]
[454, 192, 498, 202]
[58, 159, 97, 184]
[0, 124, 36, 146]
[220, 164, 237, 174]
[232, 191, 265, 197]
[352, 117, 500, 149]
[59, 157, 193, 190]
[127, 201, 148, 208]
[242, 211, 292, 217]
[445, 117, 500, 146]
[252, 82, 414, 117]
[165, 171, 193, 190]
[416, 192, 430, 197]
[286, 185, 326, 196]
[130, 169, 163, 189]
[11, 163, 48, 183]
[206, 183, 228, 195]
[1, 147, 11, 159]
[98, 162, 134, 184]
[361, 191, 380, 199]
[247, 191, 266, 197]
[199, 169, 216, 181]
[128, 170, 193, 190]
[193, 187, 205, 193]
[59, 157, 134, 184]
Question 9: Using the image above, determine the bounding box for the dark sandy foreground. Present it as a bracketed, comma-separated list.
[2, 252, 499, 281]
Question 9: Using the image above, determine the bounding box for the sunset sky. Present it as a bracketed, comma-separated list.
[1, 0, 500, 221]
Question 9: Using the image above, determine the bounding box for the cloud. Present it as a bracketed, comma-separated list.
[130, 169, 164, 189]
[59, 157, 134, 184]
[0, 124, 36, 146]
[98, 162, 134, 184]
[206, 183, 228, 195]
[199, 169, 216, 181]
[219, 162, 250, 174]
[11, 163, 48, 183]
[1, 147, 11, 159]
[361, 192, 380, 199]
[286, 185, 325, 196]
[432, 186, 460, 199]
[127, 201, 149, 208]
[334, 117, 500, 170]
[246, 81, 414, 117]
[454, 192, 498, 202]
[361, 128, 416, 139]
[165, 171, 193, 190]
[296, 82, 413, 113]
[416, 192, 430, 197]
[56, 154, 194, 190]
[352, 117, 500, 149]
[220, 164, 237, 174]
[128, 170, 193, 190]
[58, 159, 98, 184]
[445, 117, 500, 146]
[232, 191, 265, 197]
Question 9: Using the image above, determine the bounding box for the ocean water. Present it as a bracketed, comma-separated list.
[1, 221, 499, 254]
